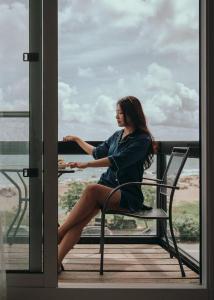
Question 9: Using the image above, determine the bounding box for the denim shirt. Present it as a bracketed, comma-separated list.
[92, 129, 151, 211]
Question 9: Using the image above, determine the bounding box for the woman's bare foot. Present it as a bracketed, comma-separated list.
[57, 262, 63, 274]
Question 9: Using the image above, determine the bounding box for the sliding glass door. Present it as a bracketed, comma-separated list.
[0, 0, 43, 273]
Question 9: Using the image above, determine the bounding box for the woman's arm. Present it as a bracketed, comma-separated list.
[63, 135, 94, 155]
[68, 157, 111, 169]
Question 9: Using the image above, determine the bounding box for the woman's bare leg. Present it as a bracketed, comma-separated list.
[58, 184, 121, 267]
[58, 207, 99, 267]
[58, 183, 121, 242]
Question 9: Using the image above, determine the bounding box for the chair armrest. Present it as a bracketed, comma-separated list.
[143, 177, 163, 182]
[102, 181, 179, 212]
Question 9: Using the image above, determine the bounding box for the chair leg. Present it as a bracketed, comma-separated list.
[99, 229, 101, 254]
[169, 218, 186, 277]
[161, 220, 173, 258]
[99, 213, 102, 254]
[99, 211, 106, 275]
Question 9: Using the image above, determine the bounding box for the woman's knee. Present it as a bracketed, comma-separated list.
[84, 183, 110, 206]
[84, 183, 102, 196]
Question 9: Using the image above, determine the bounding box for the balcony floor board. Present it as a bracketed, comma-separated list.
[59, 244, 200, 285]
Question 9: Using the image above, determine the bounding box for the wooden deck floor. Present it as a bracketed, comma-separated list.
[4, 244, 29, 270]
[58, 244, 200, 285]
[4, 243, 200, 285]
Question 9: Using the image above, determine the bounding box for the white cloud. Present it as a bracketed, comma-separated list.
[117, 78, 126, 90]
[59, 0, 198, 64]
[151, 0, 199, 59]
[0, 78, 29, 111]
[59, 62, 199, 132]
[0, 1, 199, 141]
[77, 67, 95, 78]
[0, 88, 3, 102]
[142, 63, 199, 128]
[144, 105, 167, 124]
[0, 88, 13, 112]
[0, 2, 28, 82]
[92, 94, 115, 124]
[143, 63, 175, 92]
[102, 0, 159, 28]
[176, 82, 198, 111]
[0, 1, 29, 112]
[107, 65, 117, 74]
[58, 81, 83, 122]
[58, 81, 116, 127]
[173, 0, 199, 30]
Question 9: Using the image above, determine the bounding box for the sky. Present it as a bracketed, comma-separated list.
[0, 0, 199, 141]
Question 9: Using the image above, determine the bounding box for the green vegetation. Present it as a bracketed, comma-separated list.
[173, 202, 199, 242]
[59, 181, 93, 214]
[142, 186, 156, 207]
[59, 181, 199, 241]
[174, 215, 199, 242]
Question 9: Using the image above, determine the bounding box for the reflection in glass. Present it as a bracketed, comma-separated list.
[0, 151, 29, 270]
[0, 0, 29, 271]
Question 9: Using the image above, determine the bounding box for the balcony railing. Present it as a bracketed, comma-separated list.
[58, 140, 200, 275]
[0, 140, 200, 275]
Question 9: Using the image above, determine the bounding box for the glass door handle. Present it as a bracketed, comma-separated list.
[23, 168, 39, 177]
[23, 52, 39, 62]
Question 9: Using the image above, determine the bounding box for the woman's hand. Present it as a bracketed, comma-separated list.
[63, 136, 94, 155]
[63, 135, 78, 142]
[58, 159, 68, 169]
[58, 163, 67, 169]
[58, 160, 68, 169]
[68, 162, 89, 169]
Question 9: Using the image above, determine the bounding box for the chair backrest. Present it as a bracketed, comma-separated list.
[160, 147, 189, 199]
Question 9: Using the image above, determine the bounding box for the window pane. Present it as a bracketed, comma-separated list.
[0, 0, 29, 111]
[58, 155, 157, 236]
[0, 150, 29, 270]
[172, 158, 200, 261]
[58, 0, 199, 249]
[0, 118, 29, 141]
[163, 155, 200, 262]
[0, 0, 31, 272]
[58, 0, 199, 141]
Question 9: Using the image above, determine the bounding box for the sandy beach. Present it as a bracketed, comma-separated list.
[58, 175, 200, 201]
[174, 175, 199, 204]
[0, 175, 199, 212]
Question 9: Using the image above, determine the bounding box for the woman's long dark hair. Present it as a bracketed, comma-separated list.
[117, 96, 157, 170]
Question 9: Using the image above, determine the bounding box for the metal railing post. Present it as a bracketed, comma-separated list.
[156, 144, 167, 238]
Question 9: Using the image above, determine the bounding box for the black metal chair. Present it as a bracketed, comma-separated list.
[99, 147, 190, 277]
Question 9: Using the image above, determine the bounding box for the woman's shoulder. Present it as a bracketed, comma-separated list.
[134, 130, 151, 141]
[132, 132, 152, 148]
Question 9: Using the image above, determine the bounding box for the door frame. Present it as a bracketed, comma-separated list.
[7, 0, 58, 287]
[7, 0, 214, 299]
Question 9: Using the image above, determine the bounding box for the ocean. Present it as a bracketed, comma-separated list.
[0, 154, 199, 188]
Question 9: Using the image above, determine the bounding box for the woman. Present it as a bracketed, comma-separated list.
[58, 96, 155, 272]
